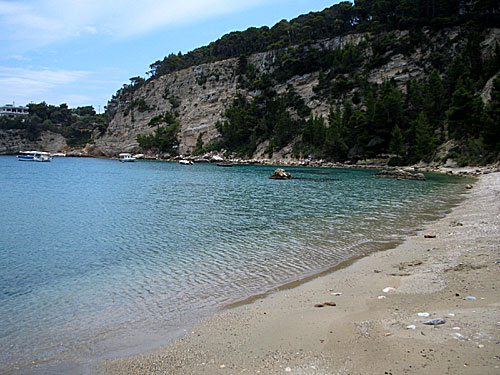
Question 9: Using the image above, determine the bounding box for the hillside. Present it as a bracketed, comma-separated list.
[3, 0, 500, 166]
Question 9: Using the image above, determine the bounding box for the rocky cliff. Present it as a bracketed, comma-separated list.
[2, 26, 498, 161]
[0, 129, 67, 154]
[94, 27, 499, 159]
[95, 33, 370, 157]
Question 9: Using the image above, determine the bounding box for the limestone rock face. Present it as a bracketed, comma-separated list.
[95, 58, 241, 157]
[95, 34, 370, 157]
[0, 129, 67, 154]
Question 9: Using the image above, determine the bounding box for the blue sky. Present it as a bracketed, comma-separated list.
[0, 0, 341, 112]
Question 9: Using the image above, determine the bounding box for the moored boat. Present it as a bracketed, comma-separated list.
[179, 160, 193, 165]
[119, 153, 136, 162]
[17, 150, 52, 162]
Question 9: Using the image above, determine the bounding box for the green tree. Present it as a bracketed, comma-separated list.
[481, 76, 500, 153]
[372, 80, 405, 152]
[446, 78, 484, 139]
[302, 114, 326, 149]
[389, 124, 404, 157]
[411, 112, 436, 162]
[324, 107, 348, 160]
[424, 70, 446, 130]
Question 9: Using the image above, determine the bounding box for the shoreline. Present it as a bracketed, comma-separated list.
[100, 172, 500, 375]
[3, 153, 499, 178]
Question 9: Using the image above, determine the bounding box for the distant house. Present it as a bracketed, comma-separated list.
[0, 103, 29, 119]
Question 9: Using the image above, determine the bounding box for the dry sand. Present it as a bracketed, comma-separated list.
[100, 172, 500, 375]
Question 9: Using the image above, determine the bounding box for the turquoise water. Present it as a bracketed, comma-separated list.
[0, 156, 468, 374]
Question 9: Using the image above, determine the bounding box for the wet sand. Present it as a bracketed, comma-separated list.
[100, 172, 500, 375]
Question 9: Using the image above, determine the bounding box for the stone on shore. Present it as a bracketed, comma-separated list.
[269, 168, 292, 180]
[374, 169, 426, 180]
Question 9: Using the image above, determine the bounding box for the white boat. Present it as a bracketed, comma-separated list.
[179, 159, 193, 165]
[17, 150, 52, 162]
[119, 153, 136, 162]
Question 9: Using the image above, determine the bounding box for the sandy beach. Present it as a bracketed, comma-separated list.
[100, 172, 500, 375]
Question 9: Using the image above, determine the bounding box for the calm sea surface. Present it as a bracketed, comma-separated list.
[0, 156, 469, 374]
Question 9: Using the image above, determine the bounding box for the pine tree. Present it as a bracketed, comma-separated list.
[324, 107, 348, 160]
[481, 76, 500, 153]
[413, 112, 436, 162]
[389, 124, 404, 157]
[446, 78, 484, 139]
[424, 70, 446, 130]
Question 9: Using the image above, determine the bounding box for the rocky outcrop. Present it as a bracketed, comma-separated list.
[96, 58, 241, 156]
[0, 129, 67, 154]
[269, 168, 292, 180]
[374, 169, 426, 180]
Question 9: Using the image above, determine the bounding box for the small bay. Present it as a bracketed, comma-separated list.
[0, 156, 468, 374]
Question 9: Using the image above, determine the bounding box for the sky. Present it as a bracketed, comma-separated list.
[0, 0, 342, 112]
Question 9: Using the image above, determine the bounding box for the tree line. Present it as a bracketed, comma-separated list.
[144, 0, 498, 80]
[210, 26, 500, 165]
[0, 102, 106, 147]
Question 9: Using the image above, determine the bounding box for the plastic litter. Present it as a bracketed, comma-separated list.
[406, 325, 416, 330]
[464, 296, 477, 300]
[422, 318, 446, 325]
[382, 287, 396, 293]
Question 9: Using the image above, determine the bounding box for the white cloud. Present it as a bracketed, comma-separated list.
[0, 0, 267, 46]
[0, 66, 90, 105]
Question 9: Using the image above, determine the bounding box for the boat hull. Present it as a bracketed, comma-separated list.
[17, 155, 35, 161]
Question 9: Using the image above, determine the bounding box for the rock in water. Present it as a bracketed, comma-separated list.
[374, 169, 426, 181]
[269, 168, 292, 180]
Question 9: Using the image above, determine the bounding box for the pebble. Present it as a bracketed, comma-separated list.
[406, 325, 416, 330]
[314, 301, 336, 307]
[422, 318, 446, 325]
[377, 296, 386, 300]
[383, 287, 396, 293]
[424, 233, 436, 238]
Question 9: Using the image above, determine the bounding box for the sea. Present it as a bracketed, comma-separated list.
[0, 156, 470, 374]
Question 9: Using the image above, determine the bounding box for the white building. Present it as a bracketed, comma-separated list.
[0, 103, 29, 119]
